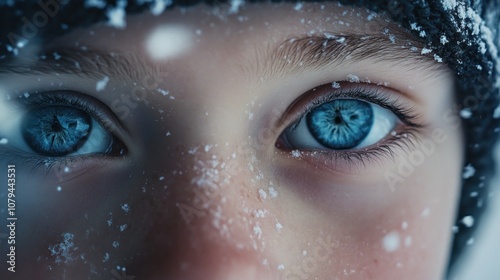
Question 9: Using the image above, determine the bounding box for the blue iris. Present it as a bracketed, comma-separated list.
[306, 99, 373, 149]
[22, 106, 92, 156]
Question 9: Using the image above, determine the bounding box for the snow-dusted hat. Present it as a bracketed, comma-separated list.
[0, 0, 499, 275]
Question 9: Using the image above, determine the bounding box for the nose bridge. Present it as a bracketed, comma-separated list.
[132, 53, 282, 277]
[139, 143, 278, 279]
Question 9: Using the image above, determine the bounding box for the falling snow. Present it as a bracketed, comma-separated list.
[422, 208, 430, 217]
[382, 231, 400, 252]
[146, 25, 193, 60]
[150, 0, 171, 16]
[0, 138, 8, 144]
[460, 108, 473, 119]
[493, 106, 500, 118]
[228, 0, 244, 14]
[463, 164, 476, 179]
[462, 215, 475, 227]
[106, 2, 127, 29]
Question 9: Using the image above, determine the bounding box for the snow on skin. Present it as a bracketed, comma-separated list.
[103, 252, 109, 262]
[275, 223, 283, 233]
[96, 76, 110, 91]
[48, 233, 78, 264]
[421, 207, 431, 217]
[258, 189, 268, 200]
[146, 24, 193, 60]
[382, 231, 400, 252]
[268, 186, 278, 198]
[347, 74, 360, 83]
[119, 224, 128, 232]
[121, 203, 130, 213]
[404, 236, 412, 247]
[291, 150, 301, 158]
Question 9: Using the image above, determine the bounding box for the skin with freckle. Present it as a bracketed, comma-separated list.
[0, 3, 463, 280]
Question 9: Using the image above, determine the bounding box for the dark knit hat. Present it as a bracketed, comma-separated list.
[1, 0, 499, 277]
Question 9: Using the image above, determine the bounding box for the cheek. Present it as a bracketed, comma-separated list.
[269, 134, 462, 279]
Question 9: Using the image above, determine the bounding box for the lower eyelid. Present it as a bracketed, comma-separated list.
[277, 126, 422, 174]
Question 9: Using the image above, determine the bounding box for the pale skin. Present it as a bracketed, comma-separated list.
[0, 2, 463, 280]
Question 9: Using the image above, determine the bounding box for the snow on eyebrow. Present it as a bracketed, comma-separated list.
[145, 24, 194, 60]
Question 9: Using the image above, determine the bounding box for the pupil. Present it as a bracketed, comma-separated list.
[51, 115, 63, 132]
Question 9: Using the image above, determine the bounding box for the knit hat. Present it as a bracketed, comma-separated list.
[1, 0, 499, 277]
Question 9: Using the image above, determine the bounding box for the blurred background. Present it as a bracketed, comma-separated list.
[453, 142, 500, 280]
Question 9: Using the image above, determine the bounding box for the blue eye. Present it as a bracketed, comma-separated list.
[306, 99, 373, 149]
[4, 91, 126, 158]
[283, 98, 397, 150]
[23, 106, 94, 156]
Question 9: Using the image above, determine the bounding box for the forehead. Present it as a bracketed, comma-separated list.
[48, 3, 401, 53]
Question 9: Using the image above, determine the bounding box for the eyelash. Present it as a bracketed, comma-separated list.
[279, 83, 426, 169]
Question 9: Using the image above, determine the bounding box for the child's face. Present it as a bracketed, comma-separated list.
[1, 2, 463, 280]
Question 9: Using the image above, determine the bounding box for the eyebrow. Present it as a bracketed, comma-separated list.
[0, 32, 448, 85]
[247, 33, 449, 83]
[0, 48, 165, 84]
